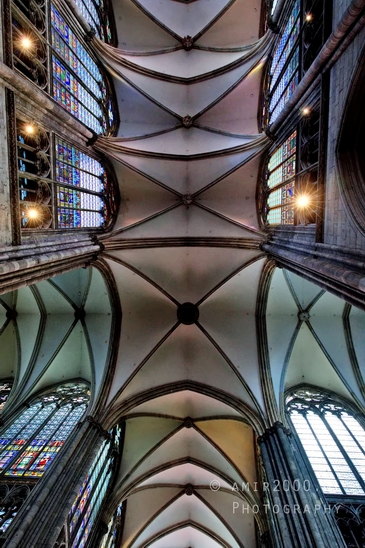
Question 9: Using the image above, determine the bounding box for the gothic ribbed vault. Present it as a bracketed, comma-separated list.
[83, 1, 365, 546]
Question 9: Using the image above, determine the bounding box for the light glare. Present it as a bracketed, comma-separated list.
[296, 194, 311, 208]
[20, 36, 33, 50]
[28, 208, 39, 219]
[25, 124, 35, 135]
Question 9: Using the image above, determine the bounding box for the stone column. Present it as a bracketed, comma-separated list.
[2, 417, 108, 548]
[258, 422, 346, 548]
[0, 236, 102, 295]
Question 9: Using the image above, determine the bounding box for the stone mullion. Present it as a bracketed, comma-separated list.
[259, 422, 347, 548]
[3, 419, 105, 548]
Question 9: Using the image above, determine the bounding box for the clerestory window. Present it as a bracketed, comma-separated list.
[10, 0, 117, 135]
[16, 119, 118, 230]
[68, 425, 122, 548]
[287, 388, 365, 495]
[267, 0, 329, 124]
[0, 382, 90, 534]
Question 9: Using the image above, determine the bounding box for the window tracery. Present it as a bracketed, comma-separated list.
[73, 0, 116, 44]
[17, 120, 117, 230]
[68, 425, 121, 548]
[267, 0, 328, 124]
[0, 382, 90, 534]
[10, 0, 117, 135]
[287, 388, 365, 495]
[263, 104, 320, 225]
[100, 504, 123, 548]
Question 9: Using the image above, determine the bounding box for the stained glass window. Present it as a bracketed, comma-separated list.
[73, 0, 114, 43]
[287, 389, 365, 496]
[0, 383, 90, 532]
[100, 505, 123, 548]
[266, 131, 296, 225]
[55, 137, 107, 228]
[269, 0, 300, 123]
[11, 0, 117, 135]
[51, 5, 106, 133]
[0, 383, 13, 412]
[69, 425, 121, 548]
[17, 120, 115, 231]
[0, 384, 89, 479]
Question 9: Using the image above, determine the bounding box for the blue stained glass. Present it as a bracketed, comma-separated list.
[73, 0, 113, 43]
[0, 384, 90, 532]
[51, 5, 104, 133]
[54, 137, 107, 228]
[270, 47, 299, 112]
[70, 429, 118, 548]
[269, 0, 300, 122]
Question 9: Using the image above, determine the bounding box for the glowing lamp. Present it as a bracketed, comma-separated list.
[302, 107, 310, 116]
[305, 13, 313, 22]
[25, 124, 35, 135]
[28, 208, 39, 220]
[296, 194, 311, 208]
[20, 36, 33, 50]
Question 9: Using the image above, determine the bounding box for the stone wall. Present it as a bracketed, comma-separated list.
[324, 27, 365, 251]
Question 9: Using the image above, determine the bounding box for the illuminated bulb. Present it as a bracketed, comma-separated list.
[305, 13, 313, 22]
[302, 107, 310, 116]
[296, 194, 311, 208]
[28, 208, 39, 219]
[25, 124, 35, 135]
[20, 36, 33, 50]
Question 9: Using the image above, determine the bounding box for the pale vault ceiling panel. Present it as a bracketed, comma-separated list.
[309, 291, 364, 403]
[116, 127, 257, 156]
[284, 321, 355, 402]
[118, 323, 259, 411]
[111, 205, 263, 240]
[111, 160, 179, 231]
[109, 147, 263, 195]
[122, 487, 184, 546]
[199, 258, 266, 412]
[124, 391, 243, 420]
[131, 494, 241, 548]
[201, 489, 257, 548]
[18, 314, 77, 401]
[284, 269, 324, 310]
[145, 527, 223, 548]
[119, 417, 182, 480]
[113, 77, 178, 139]
[0, 323, 17, 379]
[51, 268, 90, 309]
[105, 260, 178, 404]
[349, 306, 365, 387]
[196, 0, 263, 48]
[106, 248, 262, 304]
[266, 267, 299, 403]
[133, 0, 233, 40]
[197, 154, 264, 230]
[197, 62, 265, 136]
[137, 463, 233, 489]
[117, 52, 264, 118]
[113, 0, 180, 52]
[120, 49, 249, 80]
[122, 427, 244, 491]
[197, 419, 256, 484]
[29, 325, 91, 398]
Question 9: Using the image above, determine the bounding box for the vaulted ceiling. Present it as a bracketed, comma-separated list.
[1, 0, 365, 547]
[91, 1, 365, 546]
